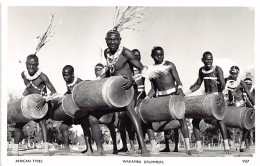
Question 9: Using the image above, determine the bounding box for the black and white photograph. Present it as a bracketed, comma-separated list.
[1, 2, 259, 166]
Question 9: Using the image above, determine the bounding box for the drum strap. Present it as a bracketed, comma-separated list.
[26, 81, 47, 96]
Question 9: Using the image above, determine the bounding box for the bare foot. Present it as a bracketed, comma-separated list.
[160, 148, 170, 152]
[118, 147, 128, 152]
[141, 149, 151, 157]
[126, 149, 135, 154]
[112, 149, 118, 154]
[81, 149, 93, 155]
[186, 150, 192, 156]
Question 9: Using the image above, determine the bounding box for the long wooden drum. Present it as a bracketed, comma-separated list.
[72, 76, 134, 110]
[152, 120, 180, 132]
[135, 95, 185, 123]
[50, 94, 89, 121]
[206, 106, 255, 130]
[184, 93, 226, 120]
[8, 94, 48, 124]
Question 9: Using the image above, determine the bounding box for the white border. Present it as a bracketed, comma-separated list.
[1, 1, 259, 166]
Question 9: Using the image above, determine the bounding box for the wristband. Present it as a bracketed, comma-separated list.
[177, 85, 183, 89]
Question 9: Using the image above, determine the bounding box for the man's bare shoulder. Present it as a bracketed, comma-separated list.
[164, 61, 177, 70]
[198, 67, 204, 74]
[164, 60, 174, 66]
[21, 71, 25, 78]
[215, 65, 223, 72]
[39, 72, 49, 81]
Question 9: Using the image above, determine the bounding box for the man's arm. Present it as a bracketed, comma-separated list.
[124, 49, 144, 71]
[169, 62, 184, 96]
[240, 81, 255, 105]
[146, 79, 156, 99]
[21, 72, 29, 96]
[40, 73, 57, 95]
[185, 69, 203, 95]
[216, 66, 225, 92]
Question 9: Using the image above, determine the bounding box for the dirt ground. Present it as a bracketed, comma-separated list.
[7, 144, 255, 157]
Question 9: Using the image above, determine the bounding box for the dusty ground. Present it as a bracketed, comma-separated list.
[7, 144, 255, 157]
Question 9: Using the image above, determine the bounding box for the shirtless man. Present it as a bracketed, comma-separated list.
[185, 51, 231, 154]
[224, 66, 255, 152]
[146, 46, 192, 155]
[118, 49, 158, 154]
[87, 30, 150, 156]
[60, 65, 93, 154]
[11, 54, 57, 155]
[92, 63, 118, 154]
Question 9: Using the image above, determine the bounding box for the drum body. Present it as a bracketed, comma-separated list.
[51, 95, 88, 121]
[72, 76, 134, 111]
[184, 93, 226, 120]
[135, 95, 185, 123]
[206, 106, 255, 130]
[8, 94, 48, 124]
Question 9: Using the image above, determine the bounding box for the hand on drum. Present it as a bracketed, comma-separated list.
[176, 88, 184, 101]
[122, 75, 134, 90]
[35, 98, 46, 111]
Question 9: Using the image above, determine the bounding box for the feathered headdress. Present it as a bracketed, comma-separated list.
[34, 14, 58, 55]
[112, 6, 148, 32]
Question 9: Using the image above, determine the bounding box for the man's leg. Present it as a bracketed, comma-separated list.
[192, 119, 203, 153]
[160, 131, 170, 152]
[240, 129, 250, 152]
[178, 119, 191, 155]
[38, 119, 51, 155]
[146, 127, 159, 154]
[119, 129, 128, 152]
[173, 129, 179, 152]
[60, 122, 71, 153]
[88, 115, 105, 156]
[11, 123, 26, 155]
[125, 101, 150, 156]
[80, 121, 93, 154]
[126, 124, 136, 154]
[118, 112, 128, 152]
[227, 127, 236, 151]
[106, 122, 118, 154]
[217, 120, 231, 153]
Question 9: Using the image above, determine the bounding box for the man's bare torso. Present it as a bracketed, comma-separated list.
[152, 62, 176, 91]
[22, 72, 47, 95]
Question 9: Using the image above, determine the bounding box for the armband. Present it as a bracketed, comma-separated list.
[177, 85, 183, 89]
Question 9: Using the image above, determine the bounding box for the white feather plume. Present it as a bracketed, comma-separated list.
[112, 6, 148, 32]
[142, 64, 170, 79]
[35, 14, 58, 55]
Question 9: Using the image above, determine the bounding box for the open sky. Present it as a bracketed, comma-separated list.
[7, 6, 255, 96]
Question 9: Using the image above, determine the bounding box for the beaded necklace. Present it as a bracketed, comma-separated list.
[106, 45, 124, 74]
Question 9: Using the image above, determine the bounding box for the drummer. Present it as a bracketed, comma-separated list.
[223, 66, 255, 152]
[91, 63, 119, 155]
[145, 46, 192, 155]
[185, 51, 231, 154]
[11, 54, 57, 156]
[60, 65, 93, 154]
